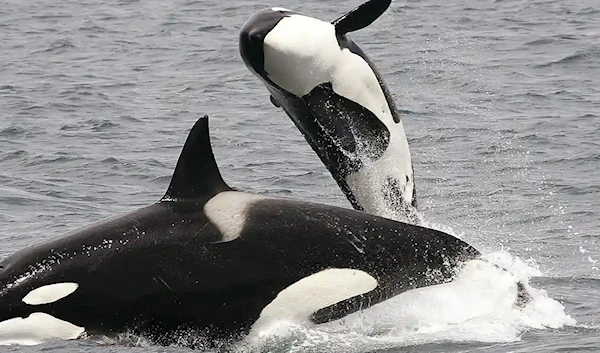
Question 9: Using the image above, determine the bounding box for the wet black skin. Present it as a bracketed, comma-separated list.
[0, 198, 481, 343]
[0, 116, 480, 346]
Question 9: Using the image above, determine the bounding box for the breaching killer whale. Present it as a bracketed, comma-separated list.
[0, 116, 481, 346]
[240, 0, 419, 223]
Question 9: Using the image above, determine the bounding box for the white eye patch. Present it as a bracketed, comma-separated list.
[22, 283, 79, 305]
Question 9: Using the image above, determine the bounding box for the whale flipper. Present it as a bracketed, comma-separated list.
[270, 95, 281, 107]
[332, 0, 392, 35]
[162, 116, 231, 202]
[304, 82, 390, 160]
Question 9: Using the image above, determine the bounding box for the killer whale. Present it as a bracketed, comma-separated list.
[239, 0, 419, 223]
[0, 116, 481, 346]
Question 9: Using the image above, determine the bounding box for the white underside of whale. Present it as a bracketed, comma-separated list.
[250, 268, 378, 336]
[262, 14, 415, 220]
[0, 313, 84, 346]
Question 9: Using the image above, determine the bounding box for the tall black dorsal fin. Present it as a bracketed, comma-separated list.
[332, 0, 391, 35]
[162, 116, 231, 202]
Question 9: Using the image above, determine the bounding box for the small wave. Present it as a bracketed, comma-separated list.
[150, 175, 172, 184]
[60, 118, 120, 132]
[91, 120, 119, 132]
[119, 115, 143, 123]
[179, 86, 195, 93]
[78, 25, 106, 32]
[23, 155, 84, 167]
[0, 85, 17, 91]
[524, 35, 579, 46]
[99, 157, 119, 164]
[0, 126, 27, 137]
[31, 14, 73, 20]
[533, 276, 600, 287]
[546, 183, 600, 196]
[398, 109, 425, 115]
[78, 25, 121, 34]
[30, 39, 76, 55]
[544, 152, 600, 165]
[525, 38, 557, 46]
[60, 124, 80, 131]
[576, 7, 599, 15]
[97, 82, 137, 88]
[49, 102, 80, 112]
[534, 48, 600, 68]
[21, 104, 44, 111]
[576, 113, 598, 120]
[0, 150, 28, 162]
[0, 196, 38, 207]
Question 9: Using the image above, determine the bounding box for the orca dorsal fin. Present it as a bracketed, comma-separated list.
[161, 116, 231, 202]
[332, 0, 391, 35]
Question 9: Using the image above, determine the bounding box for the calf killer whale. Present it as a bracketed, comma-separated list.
[240, 0, 419, 223]
[0, 116, 482, 347]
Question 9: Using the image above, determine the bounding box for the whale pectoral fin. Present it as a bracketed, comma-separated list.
[304, 82, 390, 160]
[411, 177, 418, 209]
[515, 281, 532, 307]
[309, 286, 387, 324]
[161, 116, 232, 202]
[332, 0, 392, 35]
[269, 95, 281, 107]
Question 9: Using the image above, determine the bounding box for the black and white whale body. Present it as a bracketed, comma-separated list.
[240, 0, 419, 223]
[0, 116, 480, 346]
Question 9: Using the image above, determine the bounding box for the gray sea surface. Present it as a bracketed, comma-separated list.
[0, 0, 599, 351]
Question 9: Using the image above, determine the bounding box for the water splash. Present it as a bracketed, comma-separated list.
[239, 207, 576, 353]
[240, 251, 575, 352]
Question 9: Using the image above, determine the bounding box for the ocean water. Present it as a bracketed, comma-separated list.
[0, 0, 598, 351]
